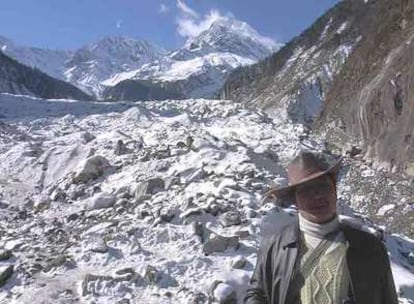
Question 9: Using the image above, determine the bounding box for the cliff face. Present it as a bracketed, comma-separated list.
[317, 0, 414, 174]
[222, 0, 414, 175]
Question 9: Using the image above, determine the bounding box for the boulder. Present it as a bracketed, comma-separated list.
[134, 178, 165, 202]
[0, 265, 13, 287]
[144, 265, 178, 288]
[203, 234, 239, 255]
[43, 255, 77, 272]
[80, 131, 95, 143]
[73, 155, 112, 184]
[114, 140, 131, 155]
[219, 211, 241, 227]
[85, 192, 116, 210]
[34, 194, 51, 211]
[231, 256, 247, 269]
[0, 249, 12, 261]
[210, 281, 237, 304]
[86, 236, 108, 253]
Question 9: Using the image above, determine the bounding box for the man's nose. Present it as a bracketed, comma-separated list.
[311, 187, 326, 199]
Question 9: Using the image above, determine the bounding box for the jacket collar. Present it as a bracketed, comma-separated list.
[281, 219, 300, 249]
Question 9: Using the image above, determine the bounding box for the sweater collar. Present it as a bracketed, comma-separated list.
[298, 213, 340, 239]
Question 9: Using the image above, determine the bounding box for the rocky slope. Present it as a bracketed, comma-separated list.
[0, 35, 71, 81]
[316, 0, 414, 175]
[0, 52, 92, 101]
[0, 94, 413, 303]
[221, 0, 367, 123]
[221, 0, 414, 176]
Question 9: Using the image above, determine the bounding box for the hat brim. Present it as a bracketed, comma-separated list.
[265, 157, 342, 203]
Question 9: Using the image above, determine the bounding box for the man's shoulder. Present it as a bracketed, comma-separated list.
[261, 219, 298, 248]
[341, 224, 387, 254]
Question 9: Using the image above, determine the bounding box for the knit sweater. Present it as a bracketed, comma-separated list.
[286, 214, 350, 304]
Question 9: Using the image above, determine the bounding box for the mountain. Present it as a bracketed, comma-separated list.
[0, 18, 279, 101]
[170, 17, 279, 61]
[64, 36, 167, 97]
[0, 36, 166, 98]
[0, 51, 92, 100]
[102, 17, 281, 101]
[0, 35, 71, 81]
[221, 0, 414, 175]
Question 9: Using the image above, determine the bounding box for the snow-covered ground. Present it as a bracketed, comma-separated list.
[0, 93, 413, 303]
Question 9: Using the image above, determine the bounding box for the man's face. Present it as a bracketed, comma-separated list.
[294, 174, 337, 224]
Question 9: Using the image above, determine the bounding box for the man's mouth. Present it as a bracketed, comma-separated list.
[309, 203, 329, 211]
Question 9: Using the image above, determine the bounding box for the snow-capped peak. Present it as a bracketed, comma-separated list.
[64, 36, 167, 97]
[86, 36, 166, 58]
[179, 16, 281, 60]
[102, 17, 282, 99]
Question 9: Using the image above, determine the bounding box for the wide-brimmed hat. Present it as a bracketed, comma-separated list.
[265, 151, 342, 203]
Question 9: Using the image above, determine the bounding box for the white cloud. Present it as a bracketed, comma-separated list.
[176, 0, 199, 19]
[116, 20, 123, 29]
[176, 8, 227, 38]
[159, 3, 169, 15]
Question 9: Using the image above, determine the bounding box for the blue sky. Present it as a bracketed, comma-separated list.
[0, 0, 339, 51]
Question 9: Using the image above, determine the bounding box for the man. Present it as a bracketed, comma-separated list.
[244, 151, 398, 304]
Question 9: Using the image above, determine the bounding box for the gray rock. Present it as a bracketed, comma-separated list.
[114, 140, 131, 156]
[82, 273, 136, 296]
[115, 267, 136, 281]
[134, 178, 165, 202]
[186, 136, 194, 148]
[193, 221, 205, 240]
[50, 187, 67, 202]
[231, 256, 247, 269]
[210, 281, 237, 304]
[245, 209, 259, 219]
[144, 265, 178, 288]
[0, 201, 9, 209]
[34, 195, 51, 211]
[0, 265, 13, 287]
[67, 213, 80, 222]
[159, 208, 176, 223]
[69, 184, 86, 200]
[81, 131, 95, 144]
[88, 237, 108, 253]
[204, 202, 224, 216]
[203, 234, 239, 255]
[44, 255, 77, 272]
[81, 274, 112, 296]
[181, 207, 204, 223]
[219, 211, 241, 227]
[0, 249, 12, 261]
[183, 168, 207, 185]
[154, 147, 171, 160]
[164, 176, 180, 190]
[115, 267, 135, 276]
[176, 141, 187, 148]
[73, 155, 112, 184]
[85, 192, 116, 210]
[235, 230, 250, 239]
[190, 292, 208, 304]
